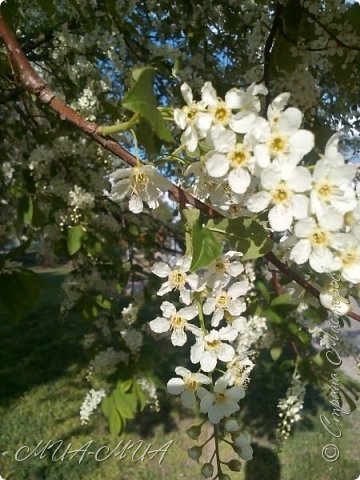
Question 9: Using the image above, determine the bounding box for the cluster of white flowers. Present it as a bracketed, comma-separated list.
[90, 347, 127, 374]
[149, 250, 261, 466]
[110, 165, 172, 214]
[136, 377, 160, 412]
[277, 372, 307, 442]
[79, 388, 106, 424]
[68, 185, 95, 210]
[173, 82, 360, 309]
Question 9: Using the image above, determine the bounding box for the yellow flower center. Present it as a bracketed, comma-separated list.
[341, 250, 356, 267]
[272, 182, 291, 204]
[184, 106, 197, 122]
[215, 260, 226, 272]
[229, 144, 250, 167]
[213, 104, 230, 124]
[170, 315, 185, 328]
[206, 338, 221, 350]
[185, 378, 197, 391]
[269, 135, 287, 155]
[310, 228, 329, 246]
[216, 293, 229, 308]
[169, 270, 186, 287]
[316, 181, 332, 199]
[215, 392, 226, 403]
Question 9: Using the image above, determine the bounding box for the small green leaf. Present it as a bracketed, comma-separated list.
[226, 218, 273, 260]
[67, 225, 84, 255]
[271, 293, 298, 307]
[190, 223, 223, 272]
[257, 281, 271, 304]
[122, 68, 173, 143]
[270, 340, 283, 361]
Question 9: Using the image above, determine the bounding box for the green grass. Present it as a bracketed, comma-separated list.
[0, 267, 359, 479]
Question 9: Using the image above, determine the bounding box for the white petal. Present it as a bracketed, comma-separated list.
[171, 328, 187, 346]
[290, 239, 312, 264]
[294, 217, 316, 238]
[129, 195, 143, 213]
[268, 205, 293, 232]
[200, 392, 215, 412]
[203, 298, 216, 315]
[292, 194, 309, 220]
[167, 377, 185, 395]
[247, 191, 272, 213]
[278, 107, 303, 134]
[208, 405, 225, 424]
[228, 280, 250, 297]
[195, 112, 213, 134]
[260, 166, 283, 190]
[254, 143, 270, 168]
[181, 390, 197, 408]
[190, 338, 204, 364]
[217, 343, 236, 362]
[201, 351, 218, 372]
[230, 112, 257, 133]
[160, 301, 176, 317]
[318, 210, 343, 231]
[205, 152, 230, 178]
[211, 125, 236, 152]
[180, 82, 193, 105]
[152, 262, 171, 277]
[180, 304, 198, 320]
[149, 317, 170, 333]
[228, 168, 251, 194]
[174, 109, 187, 130]
[286, 167, 312, 192]
[201, 82, 218, 106]
[289, 130, 314, 158]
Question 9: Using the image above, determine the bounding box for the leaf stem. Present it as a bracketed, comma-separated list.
[97, 113, 140, 136]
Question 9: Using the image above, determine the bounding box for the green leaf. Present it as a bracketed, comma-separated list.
[114, 389, 137, 420]
[135, 120, 162, 156]
[67, 225, 84, 256]
[298, 329, 310, 345]
[190, 223, 223, 272]
[257, 281, 271, 304]
[226, 218, 273, 260]
[109, 407, 123, 436]
[18, 196, 33, 225]
[271, 293, 298, 307]
[122, 68, 173, 143]
[270, 340, 283, 361]
[101, 395, 113, 418]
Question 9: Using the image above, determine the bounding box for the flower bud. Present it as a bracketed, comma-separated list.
[227, 459, 242, 471]
[224, 418, 240, 432]
[186, 424, 202, 440]
[201, 463, 214, 478]
[187, 446, 202, 463]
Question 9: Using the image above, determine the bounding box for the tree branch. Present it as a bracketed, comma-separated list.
[1, 14, 359, 324]
[304, 9, 360, 52]
[263, 3, 284, 107]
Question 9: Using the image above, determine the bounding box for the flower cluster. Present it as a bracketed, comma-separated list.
[79, 388, 106, 424]
[150, 251, 260, 468]
[277, 372, 307, 442]
[174, 82, 360, 305]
